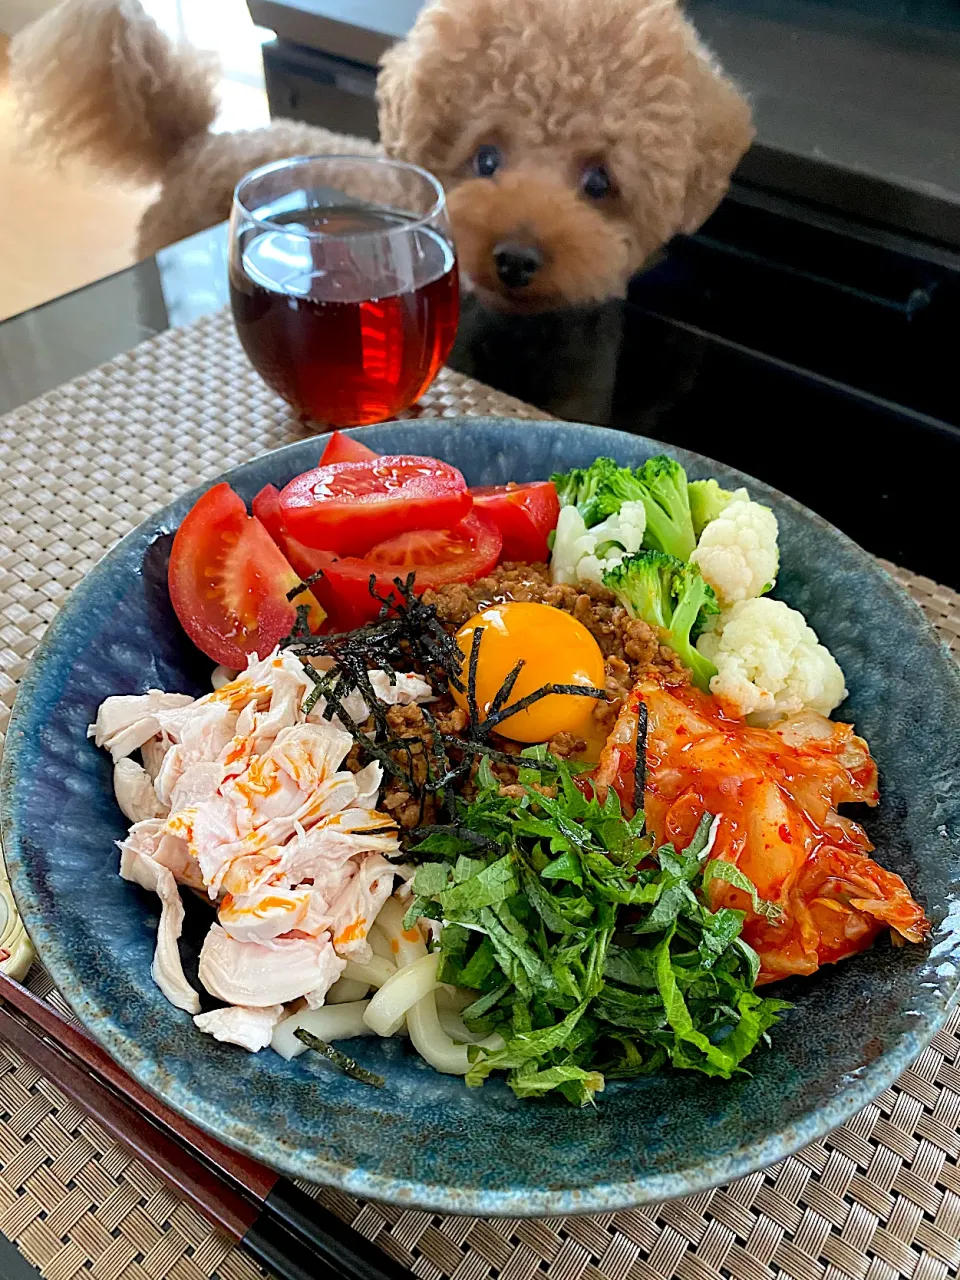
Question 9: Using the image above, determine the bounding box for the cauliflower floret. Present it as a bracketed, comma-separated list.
[550, 506, 594, 585]
[690, 494, 779, 607]
[550, 500, 646, 586]
[689, 480, 746, 538]
[697, 597, 847, 723]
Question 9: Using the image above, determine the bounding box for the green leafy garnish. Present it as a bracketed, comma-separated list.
[404, 756, 790, 1105]
[701, 858, 786, 925]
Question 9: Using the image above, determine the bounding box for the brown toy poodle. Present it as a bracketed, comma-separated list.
[11, 0, 752, 313]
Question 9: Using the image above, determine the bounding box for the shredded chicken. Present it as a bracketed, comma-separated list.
[198, 925, 345, 1007]
[326, 852, 398, 957]
[94, 648, 434, 1049]
[119, 843, 200, 1014]
[91, 690, 194, 761]
[113, 758, 165, 823]
[193, 1004, 284, 1052]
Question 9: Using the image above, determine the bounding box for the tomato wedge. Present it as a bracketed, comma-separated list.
[251, 482, 286, 543]
[264, 536, 394, 633]
[470, 480, 560, 562]
[318, 431, 379, 466]
[309, 557, 406, 631]
[276, 513, 501, 630]
[245, 503, 351, 629]
[279, 456, 472, 555]
[365, 511, 502, 586]
[168, 483, 325, 667]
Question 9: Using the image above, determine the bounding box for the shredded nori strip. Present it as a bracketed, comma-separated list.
[483, 681, 604, 732]
[286, 601, 315, 643]
[486, 657, 525, 718]
[634, 700, 649, 821]
[285, 569, 325, 601]
[412, 824, 501, 851]
[299, 661, 335, 718]
[283, 574, 465, 699]
[294, 1029, 385, 1088]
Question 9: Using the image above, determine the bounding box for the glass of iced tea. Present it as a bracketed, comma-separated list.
[228, 155, 459, 427]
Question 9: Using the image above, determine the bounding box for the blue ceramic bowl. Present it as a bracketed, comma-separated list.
[3, 419, 959, 1216]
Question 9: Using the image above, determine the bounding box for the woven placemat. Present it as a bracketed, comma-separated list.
[1, 306, 959, 1280]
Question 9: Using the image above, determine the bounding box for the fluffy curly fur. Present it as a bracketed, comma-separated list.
[9, 0, 378, 258]
[379, 0, 753, 309]
[11, 0, 751, 305]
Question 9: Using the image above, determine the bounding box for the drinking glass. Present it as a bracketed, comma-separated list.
[228, 155, 459, 427]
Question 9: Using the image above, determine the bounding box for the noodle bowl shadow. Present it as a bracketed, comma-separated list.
[3, 418, 960, 1215]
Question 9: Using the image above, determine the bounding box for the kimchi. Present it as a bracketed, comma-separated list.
[594, 679, 929, 983]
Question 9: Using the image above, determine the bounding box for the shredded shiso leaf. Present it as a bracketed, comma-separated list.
[402, 757, 790, 1105]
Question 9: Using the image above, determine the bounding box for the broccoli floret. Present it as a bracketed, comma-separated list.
[688, 478, 737, 539]
[633, 455, 697, 561]
[551, 466, 588, 510]
[602, 549, 673, 630]
[603, 551, 719, 691]
[669, 560, 721, 675]
[551, 457, 645, 528]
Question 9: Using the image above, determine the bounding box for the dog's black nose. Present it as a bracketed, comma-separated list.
[493, 241, 542, 289]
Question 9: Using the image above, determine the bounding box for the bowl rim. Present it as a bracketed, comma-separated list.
[231, 153, 448, 241]
[2, 418, 958, 1216]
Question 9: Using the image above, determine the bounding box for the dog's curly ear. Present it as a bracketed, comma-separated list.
[680, 46, 754, 234]
[378, 18, 452, 170]
[376, 40, 411, 160]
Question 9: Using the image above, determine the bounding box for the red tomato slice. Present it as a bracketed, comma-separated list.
[319, 431, 379, 466]
[270, 536, 393, 632]
[281, 514, 501, 630]
[279, 456, 472, 555]
[168, 483, 325, 666]
[252, 483, 286, 543]
[365, 511, 501, 586]
[264, 534, 367, 632]
[310, 558, 407, 631]
[469, 480, 560, 562]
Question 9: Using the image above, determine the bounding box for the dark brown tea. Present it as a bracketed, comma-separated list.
[230, 204, 460, 427]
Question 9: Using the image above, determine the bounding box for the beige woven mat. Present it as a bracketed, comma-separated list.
[1, 305, 959, 1280]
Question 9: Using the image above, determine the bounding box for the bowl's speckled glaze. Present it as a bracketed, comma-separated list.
[2, 419, 959, 1217]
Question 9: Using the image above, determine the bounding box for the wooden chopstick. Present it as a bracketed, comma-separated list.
[0, 972, 278, 1195]
[0, 1005, 256, 1238]
[0, 973, 409, 1280]
[0, 1000, 354, 1280]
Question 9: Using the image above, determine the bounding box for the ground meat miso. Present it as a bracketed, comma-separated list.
[376, 562, 689, 825]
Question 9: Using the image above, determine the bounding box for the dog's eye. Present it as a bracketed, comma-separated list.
[581, 164, 613, 200]
[473, 145, 503, 178]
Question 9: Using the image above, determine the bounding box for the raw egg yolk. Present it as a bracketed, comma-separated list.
[452, 601, 605, 743]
